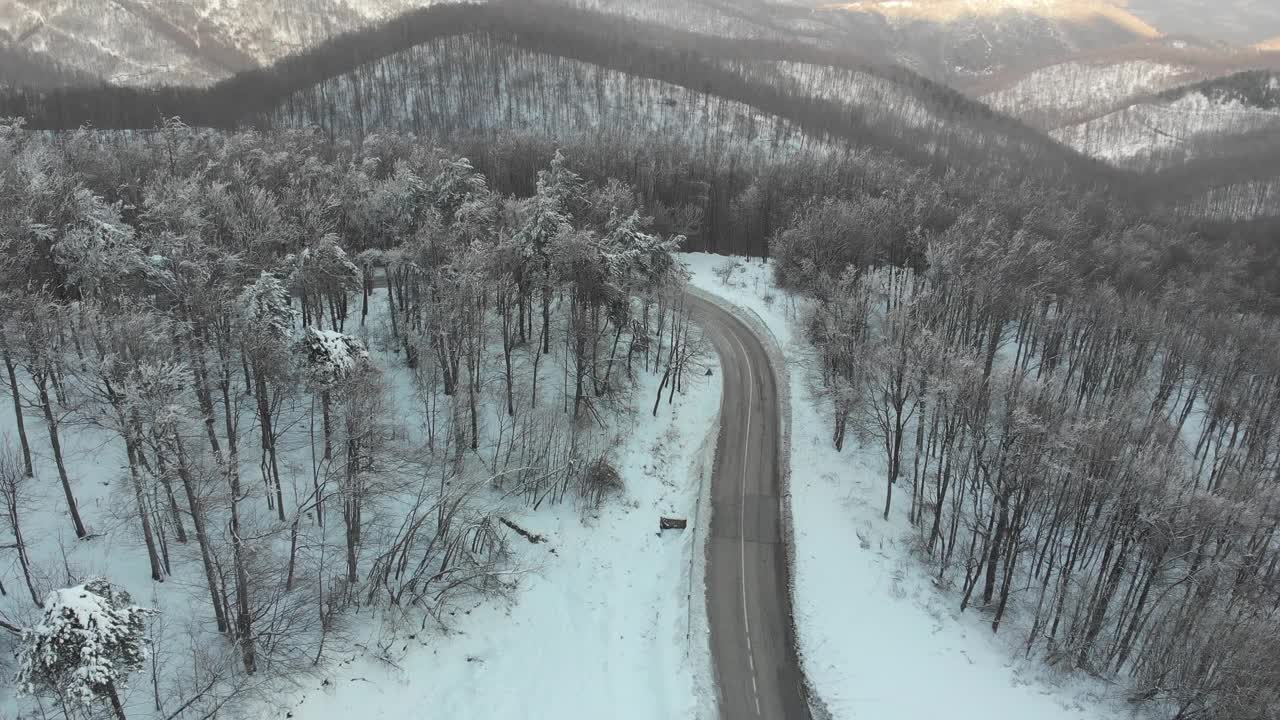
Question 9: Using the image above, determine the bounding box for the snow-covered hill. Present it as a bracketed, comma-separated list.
[5, 0, 1271, 92]
[0, 0, 464, 86]
[981, 59, 1196, 129]
[818, 0, 1157, 84]
[1049, 71, 1280, 169]
[271, 34, 840, 164]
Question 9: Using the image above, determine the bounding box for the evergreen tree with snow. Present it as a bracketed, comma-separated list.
[515, 150, 581, 354]
[15, 579, 155, 720]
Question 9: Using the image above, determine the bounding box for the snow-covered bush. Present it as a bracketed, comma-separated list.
[15, 579, 154, 718]
[238, 271, 298, 350]
[298, 327, 372, 389]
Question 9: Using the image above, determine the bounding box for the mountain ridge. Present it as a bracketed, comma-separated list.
[821, 0, 1161, 38]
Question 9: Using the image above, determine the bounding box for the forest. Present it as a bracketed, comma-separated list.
[0, 120, 697, 719]
[771, 185, 1280, 720]
[1, 3, 1279, 719]
[6, 3, 1276, 231]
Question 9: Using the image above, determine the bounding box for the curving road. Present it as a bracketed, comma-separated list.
[691, 294, 811, 720]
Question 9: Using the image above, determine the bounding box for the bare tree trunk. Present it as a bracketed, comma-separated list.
[542, 286, 552, 355]
[36, 369, 87, 539]
[172, 430, 228, 633]
[2, 475, 40, 607]
[344, 443, 360, 586]
[1, 340, 33, 477]
[501, 289, 516, 416]
[230, 477, 255, 673]
[216, 333, 256, 672]
[253, 363, 286, 522]
[186, 328, 224, 462]
[322, 389, 334, 462]
[114, 403, 164, 582]
[149, 439, 188, 544]
[106, 682, 127, 720]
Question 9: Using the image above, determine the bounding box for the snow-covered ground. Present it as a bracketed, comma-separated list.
[681, 253, 1129, 720]
[262, 319, 724, 720]
[1, 286, 723, 720]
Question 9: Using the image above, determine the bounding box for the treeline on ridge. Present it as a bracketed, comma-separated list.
[0, 2, 1121, 194]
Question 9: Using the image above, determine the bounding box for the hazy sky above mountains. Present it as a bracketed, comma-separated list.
[1111, 0, 1278, 43]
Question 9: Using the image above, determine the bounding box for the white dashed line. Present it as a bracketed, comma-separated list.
[732, 328, 762, 717]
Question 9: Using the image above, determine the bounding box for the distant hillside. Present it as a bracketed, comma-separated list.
[816, 0, 1155, 84]
[272, 32, 837, 161]
[0, 44, 101, 89]
[1162, 69, 1280, 110]
[0, 0, 815, 88]
[976, 40, 1280, 125]
[1048, 69, 1280, 168]
[0, 0, 477, 87]
[6, 0, 1276, 93]
[0, 4, 1115, 189]
[0, 0, 259, 86]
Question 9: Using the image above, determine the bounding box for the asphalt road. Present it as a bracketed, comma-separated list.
[691, 294, 811, 720]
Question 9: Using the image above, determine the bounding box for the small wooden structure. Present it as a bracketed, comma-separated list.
[659, 516, 688, 531]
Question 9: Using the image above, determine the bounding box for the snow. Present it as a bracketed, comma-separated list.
[1052, 90, 1280, 168]
[275, 35, 841, 163]
[265, 297, 724, 720]
[2, 0, 479, 87]
[824, 0, 1162, 38]
[982, 60, 1194, 129]
[1, 285, 722, 720]
[681, 253, 1129, 720]
[733, 60, 946, 131]
[300, 327, 370, 385]
[16, 580, 152, 708]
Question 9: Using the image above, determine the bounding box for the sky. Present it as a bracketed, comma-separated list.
[1122, 0, 1280, 44]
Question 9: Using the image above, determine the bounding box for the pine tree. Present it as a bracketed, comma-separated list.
[15, 579, 155, 720]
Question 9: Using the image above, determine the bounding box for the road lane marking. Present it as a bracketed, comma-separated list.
[731, 325, 762, 717]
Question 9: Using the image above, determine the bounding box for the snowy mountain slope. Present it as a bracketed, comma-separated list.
[817, 0, 1157, 84]
[0, 0, 467, 87]
[981, 58, 1196, 129]
[247, 16, 1115, 196]
[822, 0, 1161, 36]
[0, 2, 1116, 194]
[973, 36, 1280, 124]
[270, 34, 842, 164]
[547, 0, 785, 41]
[1, 0, 229, 86]
[1050, 71, 1280, 169]
[1, 0, 1269, 93]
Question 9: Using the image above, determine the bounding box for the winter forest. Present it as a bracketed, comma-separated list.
[2, 2, 1280, 720]
[0, 121, 694, 719]
[772, 199, 1280, 719]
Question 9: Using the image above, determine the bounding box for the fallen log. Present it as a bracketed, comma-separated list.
[500, 517, 546, 544]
